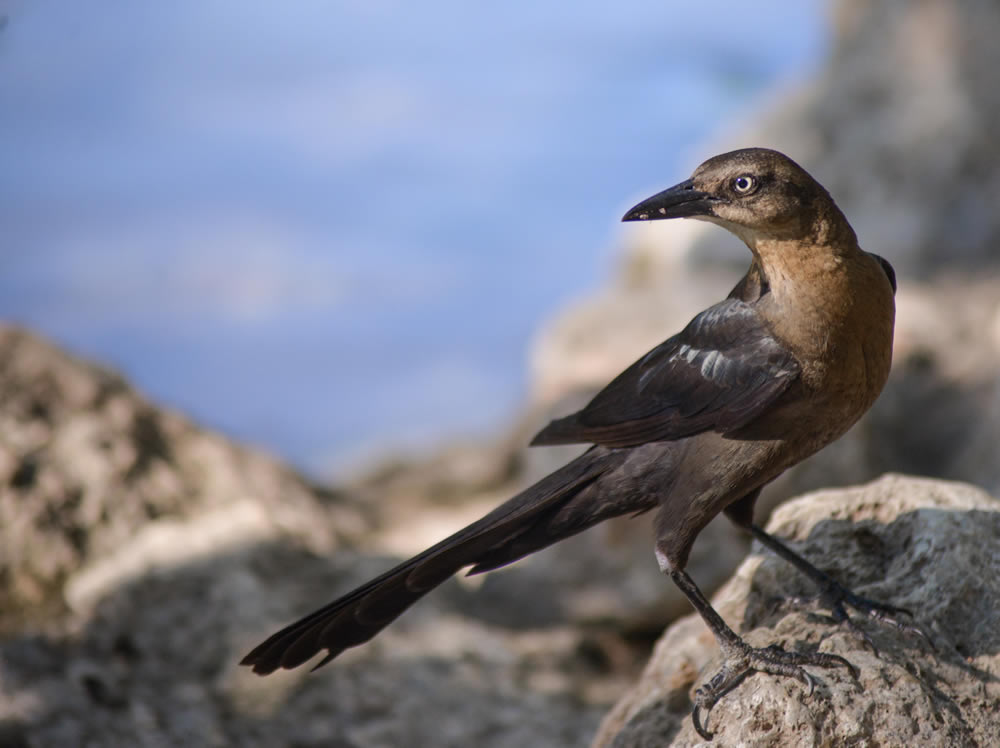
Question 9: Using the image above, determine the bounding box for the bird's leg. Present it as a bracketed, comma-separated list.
[665, 564, 857, 740]
[749, 524, 933, 653]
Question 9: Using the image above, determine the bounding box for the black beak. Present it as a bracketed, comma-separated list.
[622, 179, 714, 222]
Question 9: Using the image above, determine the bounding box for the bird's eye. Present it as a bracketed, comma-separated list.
[732, 175, 757, 195]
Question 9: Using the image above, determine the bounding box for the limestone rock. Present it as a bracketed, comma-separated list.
[0, 325, 613, 747]
[593, 475, 1000, 747]
[0, 325, 367, 630]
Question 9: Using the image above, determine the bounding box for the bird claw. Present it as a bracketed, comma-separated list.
[691, 702, 714, 741]
[837, 614, 881, 656]
[690, 640, 857, 740]
[750, 526, 937, 655]
[798, 666, 818, 697]
[778, 581, 935, 655]
[823, 584, 938, 653]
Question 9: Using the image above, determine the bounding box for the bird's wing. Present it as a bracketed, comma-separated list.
[530, 298, 800, 448]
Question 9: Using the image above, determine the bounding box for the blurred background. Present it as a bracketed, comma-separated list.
[4, 1, 1000, 745]
[1, 0, 826, 474]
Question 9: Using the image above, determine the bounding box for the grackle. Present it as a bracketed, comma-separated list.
[242, 148, 918, 739]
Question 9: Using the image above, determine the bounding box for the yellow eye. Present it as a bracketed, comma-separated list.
[732, 175, 756, 194]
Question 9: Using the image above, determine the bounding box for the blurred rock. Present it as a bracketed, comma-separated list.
[1, 541, 612, 748]
[0, 325, 366, 631]
[0, 325, 619, 746]
[683, 0, 1000, 276]
[953, 375, 1000, 496]
[593, 475, 1000, 747]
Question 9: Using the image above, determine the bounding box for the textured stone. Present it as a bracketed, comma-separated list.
[0, 325, 366, 630]
[0, 325, 613, 747]
[593, 475, 1000, 747]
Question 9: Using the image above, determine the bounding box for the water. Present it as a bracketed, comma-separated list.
[0, 0, 827, 475]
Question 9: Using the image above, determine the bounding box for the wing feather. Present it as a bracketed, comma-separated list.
[531, 299, 799, 448]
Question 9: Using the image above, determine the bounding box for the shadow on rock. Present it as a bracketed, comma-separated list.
[0, 538, 618, 748]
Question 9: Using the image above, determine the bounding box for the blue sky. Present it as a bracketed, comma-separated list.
[0, 1, 826, 474]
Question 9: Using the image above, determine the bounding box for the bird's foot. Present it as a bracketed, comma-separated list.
[691, 639, 858, 740]
[790, 580, 936, 655]
[748, 525, 936, 655]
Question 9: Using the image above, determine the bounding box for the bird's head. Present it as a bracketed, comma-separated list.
[623, 148, 850, 249]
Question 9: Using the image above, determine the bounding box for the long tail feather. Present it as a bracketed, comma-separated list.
[242, 447, 621, 675]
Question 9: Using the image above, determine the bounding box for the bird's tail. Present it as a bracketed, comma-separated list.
[241, 446, 631, 675]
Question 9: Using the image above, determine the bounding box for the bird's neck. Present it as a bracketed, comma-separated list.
[752, 236, 858, 298]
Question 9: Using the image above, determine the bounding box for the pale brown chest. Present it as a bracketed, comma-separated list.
[762, 252, 896, 434]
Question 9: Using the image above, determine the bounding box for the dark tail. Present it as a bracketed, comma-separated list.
[241, 446, 632, 675]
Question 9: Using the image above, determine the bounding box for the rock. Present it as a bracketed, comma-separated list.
[0, 324, 615, 747]
[0, 543, 611, 747]
[0, 325, 367, 630]
[953, 375, 1000, 496]
[592, 475, 1000, 747]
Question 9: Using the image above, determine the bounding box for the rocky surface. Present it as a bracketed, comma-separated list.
[0, 325, 626, 747]
[593, 475, 1000, 747]
[0, 325, 366, 632]
[3, 327, 999, 747]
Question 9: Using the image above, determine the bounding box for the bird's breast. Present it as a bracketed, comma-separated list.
[762, 251, 896, 434]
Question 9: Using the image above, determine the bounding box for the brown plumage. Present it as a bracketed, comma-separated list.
[242, 148, 914, 739]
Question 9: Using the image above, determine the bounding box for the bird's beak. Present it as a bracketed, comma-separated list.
[622, 179, 714, 222]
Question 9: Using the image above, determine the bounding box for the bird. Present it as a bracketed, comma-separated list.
[242, 148, 918, 739]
